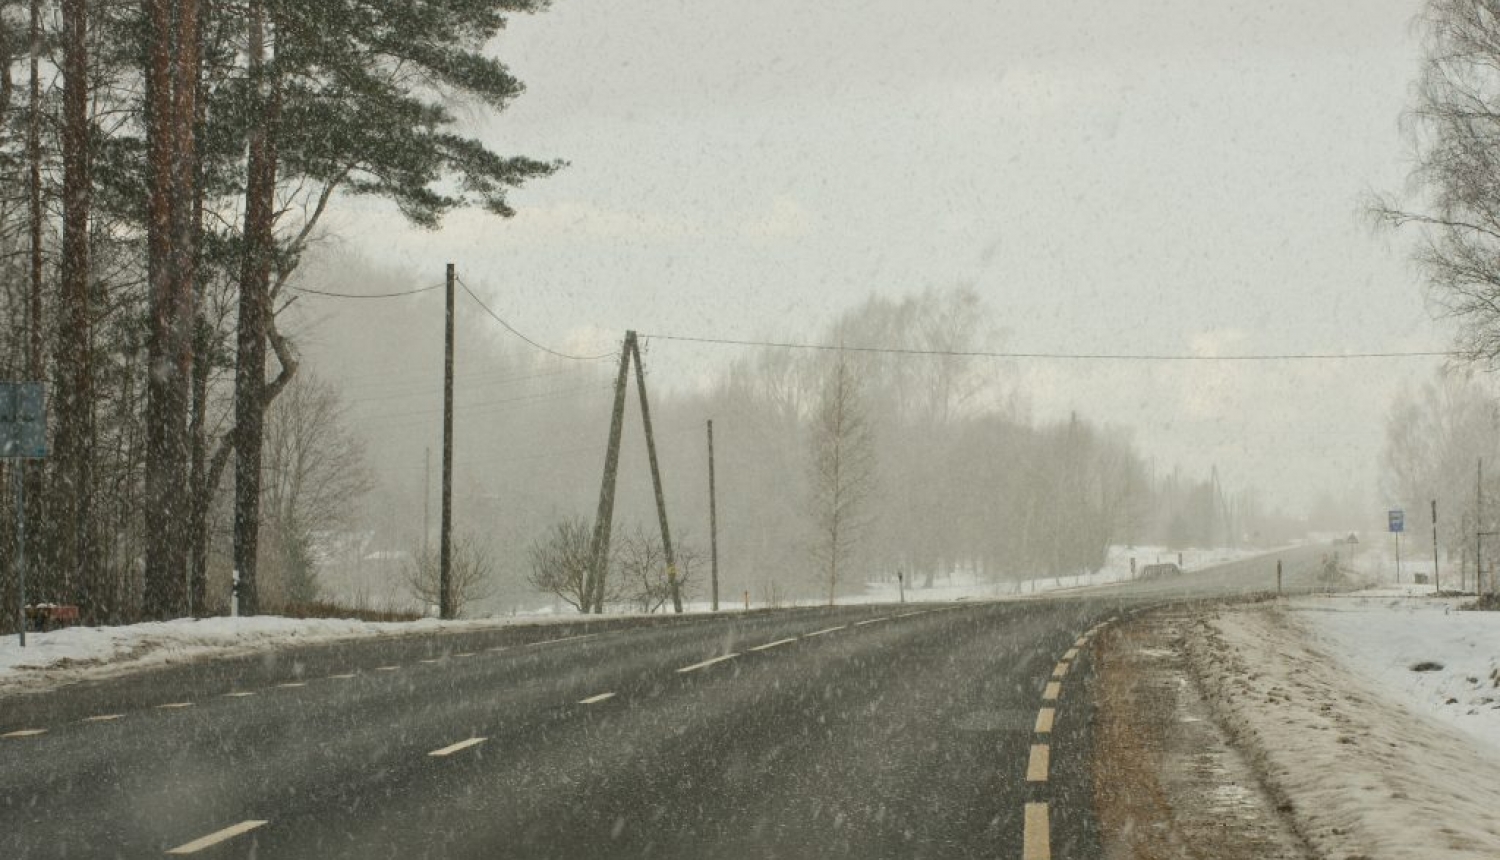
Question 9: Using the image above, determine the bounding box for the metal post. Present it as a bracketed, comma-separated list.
[1276, 559, 1282, 597]
[231, 569, 239, 618]
[1432, 499, 1441, 594]
[439, 263, 454, 619]
[1478, 458, 1485, 596]
[707, 419, 719, 613]
[898, 570, 905, 603]
[1396, 531, 1402, 586]
[14, 465, 25, 647]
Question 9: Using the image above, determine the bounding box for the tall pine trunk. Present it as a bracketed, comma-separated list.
[233, 0, 279, 616]
[142, 0, 199, 619]
[56, 0, 93, 618]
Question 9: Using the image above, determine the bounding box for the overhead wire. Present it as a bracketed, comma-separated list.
[636, 332, 1456, 362]
[456, 275, 617, 362]
[289, 282, 444, 299]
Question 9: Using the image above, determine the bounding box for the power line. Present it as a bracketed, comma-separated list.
[289, 282, 444, 299]
[456, 276, 617, 362]
[637, 333, 1456, 362]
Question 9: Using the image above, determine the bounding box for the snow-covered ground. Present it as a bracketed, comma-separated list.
[0, 612, 675, 696]
[856, 544, 1268, 602]
[1185, 588, 1500, 858]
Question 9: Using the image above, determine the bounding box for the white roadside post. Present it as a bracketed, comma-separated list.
[231, 569, 240, 618]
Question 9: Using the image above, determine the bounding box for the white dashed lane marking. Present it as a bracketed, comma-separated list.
[578, 692, 616, 705]
[277, 682, 307, 689]
[1051, 662, 1070, 679]
[428, 737, 487, 758]
[802, 625, 846, 638]
[165, 820, 269, 855]
[1063, 648, 1078, 660]
[327, 673, 356, 680]
[82, 714, 124, 723]
[1042, 682, 1061, 701]
[1, 728, 47, 739]
[223, 691, 256, 698]
[677, 654, 739, 673]
[854, 616, 890, 626]
[748, 638, 797, 652]
[157, 702, 194, 710]
[374, 666, 399, 672]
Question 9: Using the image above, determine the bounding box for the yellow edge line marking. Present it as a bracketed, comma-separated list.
[1043, 681, 1061, 701]
[677, 653, 739, 673]
[428, 736, 487, 757]
[166, 819, 270, 855]
[157, 702, 194, 709]
[1, 728, 47, 738]
[578, 692, 616, 704]
[748, 638, 797, 652]
[802, 625, 847, 638]
[1034, 708, 1055, 733]
[83, 714, 124, 723]
[1023, 803, 1051, 860]
[1026, 744, 1050, 782]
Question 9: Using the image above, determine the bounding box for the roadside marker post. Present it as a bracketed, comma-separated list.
[1, 382, 47, 647]
[1389, 509, 1404, 584]
[1276, 559, 1282, 597]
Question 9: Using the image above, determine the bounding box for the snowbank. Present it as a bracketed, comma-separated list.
[0, 612, 662, 695]
[1185, 598, 1500, 858]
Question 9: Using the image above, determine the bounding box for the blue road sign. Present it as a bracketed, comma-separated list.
[1389, 509, 1405, 533]
[0, 383, 47, 459]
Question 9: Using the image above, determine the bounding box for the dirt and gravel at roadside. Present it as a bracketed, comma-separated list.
[1092, 606, 1313, 860]
[1098, 598, 1500, 860]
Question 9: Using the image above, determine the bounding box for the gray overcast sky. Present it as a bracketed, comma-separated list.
[322, 0, 1448, 517]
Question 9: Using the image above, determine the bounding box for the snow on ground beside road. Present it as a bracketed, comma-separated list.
[0, 612, 656, 696]
[1185, 599, 1500, 859]
[1291, 593, 1500, 755]
[856, 544, 1267, 602]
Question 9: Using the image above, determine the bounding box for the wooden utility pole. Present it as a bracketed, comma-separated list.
[707, 419, 719, 612]
[629, 336, 681, 613]
[586, 333, 634, 614]
[440, 263, 455, 619]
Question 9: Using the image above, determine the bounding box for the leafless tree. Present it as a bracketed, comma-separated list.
[404, 533, 495, 617]
[527, 516, 617, 612]
[1371, 0, 1500, 365]
[807, 349, 878, 604]
[257, 372, 374, 608]
[616, 526, 700, 613]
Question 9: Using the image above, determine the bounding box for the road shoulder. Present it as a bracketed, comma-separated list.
[1180, 600, 1500, 859]
[1093, 606, 1312, 860]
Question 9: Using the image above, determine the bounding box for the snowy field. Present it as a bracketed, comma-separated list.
[1186, 582, 1500, 859]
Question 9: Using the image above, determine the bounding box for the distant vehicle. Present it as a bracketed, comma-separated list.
[1345, 533, 1359, 544]
[1140, 563, 1182, 580]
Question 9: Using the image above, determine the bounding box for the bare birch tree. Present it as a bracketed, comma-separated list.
[1372, 0, 1500, 365]
[807, 350, 878, 605]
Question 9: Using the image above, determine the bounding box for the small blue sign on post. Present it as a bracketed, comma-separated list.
[2, 382, 45, 649]
[0, 383, 47, 459]
[1389, 509, 1405, 533]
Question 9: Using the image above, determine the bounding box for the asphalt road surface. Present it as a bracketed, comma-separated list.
[0, 546, 1332, 859]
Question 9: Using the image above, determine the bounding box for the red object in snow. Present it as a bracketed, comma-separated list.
[24, 604, 80, 631]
